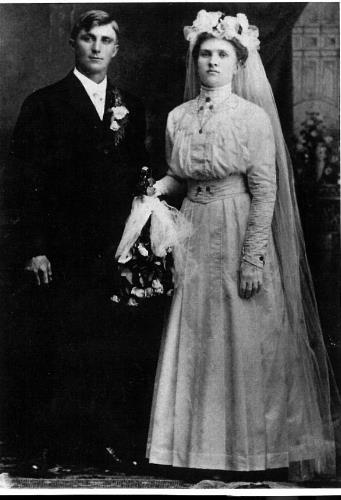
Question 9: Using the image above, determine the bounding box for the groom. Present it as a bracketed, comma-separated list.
[11, 9, 147, 286]
[7, 10, 153, 469]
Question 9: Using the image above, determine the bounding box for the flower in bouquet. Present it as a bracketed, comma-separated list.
[152, 278, 164, 295]
[137, 243, 149, 257]
[113, 226, 175, 306]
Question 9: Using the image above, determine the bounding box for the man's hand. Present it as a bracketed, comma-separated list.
[24, 255, 52, 286]
[239, 261, 263, 299]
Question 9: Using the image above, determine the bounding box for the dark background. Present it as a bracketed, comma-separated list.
[0, 2, 306, 180]
[0, 2, 339, 463]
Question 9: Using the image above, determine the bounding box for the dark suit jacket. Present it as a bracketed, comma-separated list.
[8, 72, 148, 279]
[3, 74, 165, 461]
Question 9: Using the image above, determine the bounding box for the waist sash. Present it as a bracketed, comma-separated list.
[186, 176, 248, 204]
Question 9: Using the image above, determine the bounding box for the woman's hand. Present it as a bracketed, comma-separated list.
[146, 185, 157, 196]
[239, 261, 263, 299]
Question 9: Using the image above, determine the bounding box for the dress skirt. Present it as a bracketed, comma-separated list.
[146, 177, 326, 471]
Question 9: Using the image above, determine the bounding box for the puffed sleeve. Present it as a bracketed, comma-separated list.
[154, 110, 186, 197]
[241, 107, 276, 268]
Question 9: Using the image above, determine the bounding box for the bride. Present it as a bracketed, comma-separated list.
[145, 10, 340, 481]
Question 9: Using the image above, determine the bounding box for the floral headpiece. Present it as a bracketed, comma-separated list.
[184, 10, 260, 51]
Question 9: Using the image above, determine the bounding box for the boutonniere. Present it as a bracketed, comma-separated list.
[107, 88, 129, 146]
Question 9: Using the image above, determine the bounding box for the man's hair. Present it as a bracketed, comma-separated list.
[70, 10, 119, 41]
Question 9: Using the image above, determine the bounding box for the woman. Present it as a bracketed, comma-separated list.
[146, 11, 339, 481]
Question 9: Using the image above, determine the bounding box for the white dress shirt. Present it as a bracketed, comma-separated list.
[73, 68, 107, 120]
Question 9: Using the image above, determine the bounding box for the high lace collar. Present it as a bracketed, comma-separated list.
[199, 83, 232, 104]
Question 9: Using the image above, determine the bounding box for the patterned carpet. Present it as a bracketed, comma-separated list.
[0, 473, 301, 490]
[0, 455, 282, 489]
[1, 473, 189, 489]
[1, 455, 340, 490]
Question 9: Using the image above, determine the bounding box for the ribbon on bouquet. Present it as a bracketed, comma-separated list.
[115, 195, 192, 286]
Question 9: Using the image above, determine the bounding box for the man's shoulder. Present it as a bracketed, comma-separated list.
[18, 75, 75, 116]
[23, 73, 74, 104]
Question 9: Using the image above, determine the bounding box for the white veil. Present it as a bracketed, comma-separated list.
[183, 10, 340, 480]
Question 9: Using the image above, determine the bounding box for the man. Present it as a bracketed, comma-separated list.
[6, 10, 155, 470]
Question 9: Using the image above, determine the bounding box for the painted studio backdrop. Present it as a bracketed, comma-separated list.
[0, 2, 340, 461]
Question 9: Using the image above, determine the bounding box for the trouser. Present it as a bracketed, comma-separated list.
[4, 256, 164, 462]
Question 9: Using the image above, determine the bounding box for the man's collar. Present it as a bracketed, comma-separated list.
[73, 68, 107, 94]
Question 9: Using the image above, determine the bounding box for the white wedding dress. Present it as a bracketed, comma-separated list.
[146, 85, 335, 474]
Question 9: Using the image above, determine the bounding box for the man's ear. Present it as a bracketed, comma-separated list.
[112, 44, 119, 59]
[69, 38, 75, 49]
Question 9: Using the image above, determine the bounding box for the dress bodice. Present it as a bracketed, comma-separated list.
[156, 86, 277, 269]
[166, 86, 275, 182]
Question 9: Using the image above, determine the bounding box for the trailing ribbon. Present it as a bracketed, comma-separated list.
[115, 195, 192, 286]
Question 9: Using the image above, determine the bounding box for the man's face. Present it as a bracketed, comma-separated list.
[71, 23, 118, 80]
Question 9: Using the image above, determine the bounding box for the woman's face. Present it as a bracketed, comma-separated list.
[197, 38, 238, 88]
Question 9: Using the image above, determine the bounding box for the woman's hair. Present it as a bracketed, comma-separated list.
[192, 32, 248, 67]
[70, 10, 119, 41]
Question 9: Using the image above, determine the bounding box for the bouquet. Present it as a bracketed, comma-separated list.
[111, 167, 190, 306]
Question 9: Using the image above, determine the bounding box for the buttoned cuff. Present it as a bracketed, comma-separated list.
[241, 253, 265, 269]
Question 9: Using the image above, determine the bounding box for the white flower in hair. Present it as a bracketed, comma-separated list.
[193, 9, 223, 33]
[236, 13, 249, 33]
[184, 9, 260, 52]
[184, 10, 222, 43]
[220, 16, 239, 38]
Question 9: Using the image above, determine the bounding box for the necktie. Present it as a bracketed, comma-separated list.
[93, 92, 104, 119]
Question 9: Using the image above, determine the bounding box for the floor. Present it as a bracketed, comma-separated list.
[1, 452, 341, 490]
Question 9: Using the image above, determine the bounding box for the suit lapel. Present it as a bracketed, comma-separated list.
[103, 80, 116, 129]
[60, 72, 103, 127]
[59, 74, 128, 142]
[105, 80, 114, 110]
